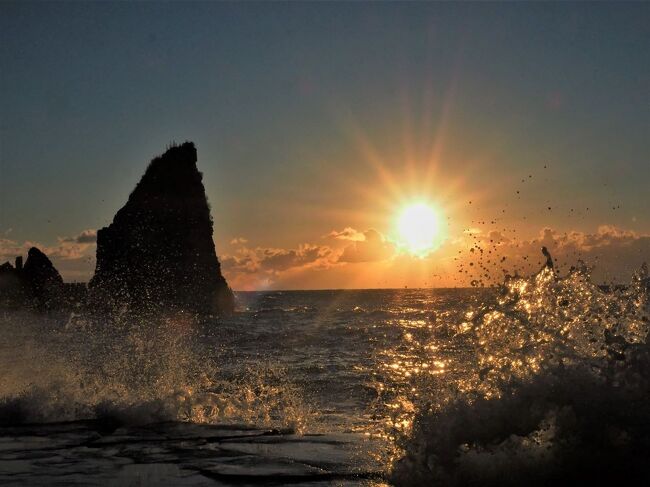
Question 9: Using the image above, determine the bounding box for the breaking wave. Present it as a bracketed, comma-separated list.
[392, 258, 650, 485]
[3, 253, 649, 483]
[0, 312, 310, 432]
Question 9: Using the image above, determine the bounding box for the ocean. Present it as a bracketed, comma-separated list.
[1, 263, 649, 485]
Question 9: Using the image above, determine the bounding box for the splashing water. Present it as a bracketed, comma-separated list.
[392, 255, 650, 486]
[0, 311, 310, 432]
[1, 255, 649, 484]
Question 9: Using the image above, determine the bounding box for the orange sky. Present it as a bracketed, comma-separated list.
[1, 3, 648, 289]
[1, 112, 649, 289]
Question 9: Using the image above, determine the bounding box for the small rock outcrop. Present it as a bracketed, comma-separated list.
[89, 142, 234, 316]
[23, 247, 65, 308]
[0, 260, 28, 308]
[0, 248, 65, 310]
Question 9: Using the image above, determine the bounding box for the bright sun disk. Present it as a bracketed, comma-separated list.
[397, 203, 442, 256]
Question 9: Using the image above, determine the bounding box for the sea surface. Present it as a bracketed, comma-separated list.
[1, 263, 649, 485]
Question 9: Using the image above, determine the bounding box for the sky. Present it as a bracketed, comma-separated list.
[1, 1, 648, 289]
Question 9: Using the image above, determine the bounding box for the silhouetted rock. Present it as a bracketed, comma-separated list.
[0, 247, 64, 311]
[89, 142, 234, 316]
[23, 247, 65, 309]
[0, 261, 27, 308]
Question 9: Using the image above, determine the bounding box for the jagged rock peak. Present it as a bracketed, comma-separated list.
[0, 247, 64, 311]
[90, 141, 234, 316]
[125, 142, 199, 205]
[23, 247, 64, 286]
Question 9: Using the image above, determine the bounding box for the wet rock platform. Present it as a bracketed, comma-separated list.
[0, 422, 386, 486]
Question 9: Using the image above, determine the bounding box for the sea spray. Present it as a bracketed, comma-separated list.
[3, 264, 649, 483]
[0, 311, 311, 431]
[391, 256, 650, 485]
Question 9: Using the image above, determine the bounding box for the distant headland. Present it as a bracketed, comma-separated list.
[0, 142, 234, 316]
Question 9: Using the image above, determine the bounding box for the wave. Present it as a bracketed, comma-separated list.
[392, 257, 650, 485]
[0, 312, 310, 432]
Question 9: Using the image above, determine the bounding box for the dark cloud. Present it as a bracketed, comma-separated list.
[221, 251, 259, 274]
[260, 245, 326, 272]
[222, 244, 333, 276]
[61, 229, 97, 244]
[75, 229, 97, 244]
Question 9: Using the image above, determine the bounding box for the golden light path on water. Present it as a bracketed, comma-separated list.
[363, 259, 650, 479]
[368, 316, 458, 470]
[353, 289, 481, 472]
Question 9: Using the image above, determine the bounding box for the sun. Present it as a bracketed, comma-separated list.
[396, 203, 444, 256]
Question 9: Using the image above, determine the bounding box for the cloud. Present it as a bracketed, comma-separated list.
[46, 244, 89, 261]
[259, 244, 332, 272]
[452, 224, 650, 285]
[221, 242, 336, 289]
[326, 227, 366, 241]
[222, 225, 650, 289]
[221, 249, 259, 275]
[223, 227, 400, 289]
[562, 225, 639, 251]
[61, 229, 97, 244]
[0, 230, 97, 281]
[230, 237, 248, 245]
[337, 229, 396, 263]
[5, 222, 638, 289]
[0, 238, 25, 263]
[48, 230, 98, 260]
[75, 229, 97, 244]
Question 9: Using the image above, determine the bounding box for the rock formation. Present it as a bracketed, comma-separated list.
[23, 247, 65, 309]
[0, 260, 28, 308]
[89, 142, 234, 316]
[0, 248, 65, 310]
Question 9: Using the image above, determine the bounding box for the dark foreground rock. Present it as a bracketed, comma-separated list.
[0, 421, 384, 486]
[89, 142, 234, 316]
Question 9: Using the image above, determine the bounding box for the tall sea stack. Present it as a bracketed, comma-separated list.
[89, 142, 234, 316]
